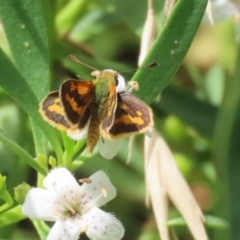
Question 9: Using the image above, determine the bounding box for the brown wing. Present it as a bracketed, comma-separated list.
[39, 91, 70, 130]
[101, 92, 153, 139]
[60, 80, 93, 129]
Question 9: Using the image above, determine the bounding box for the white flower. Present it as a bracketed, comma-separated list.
[22, 168, 124, 240]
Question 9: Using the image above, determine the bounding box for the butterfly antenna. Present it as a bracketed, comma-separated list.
[119, 62, 159, 74]
[68, 55, 99, 71]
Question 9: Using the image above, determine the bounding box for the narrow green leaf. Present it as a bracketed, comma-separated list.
[205, 216, 229, 229]
[133, 0, 208, 104]
[0, 0, 52, 157]
[0, 0, 49, 100]
[30, 119, 48, 157]
[167, 216, 228, 229]
[0, 130, 47, 176]
[0, 49, 63, 160]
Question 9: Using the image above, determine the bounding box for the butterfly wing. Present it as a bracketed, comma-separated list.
[101, 92, 153, 139]
[100, 83, 117, 131]
[60, 80, 93, 129]
[39, 91, 70, 130]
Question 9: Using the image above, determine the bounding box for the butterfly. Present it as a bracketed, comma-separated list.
[39, 58, 154, 153]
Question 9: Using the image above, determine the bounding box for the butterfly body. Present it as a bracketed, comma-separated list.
[39, 69, 153, 153]
[86, 71, 117, 152]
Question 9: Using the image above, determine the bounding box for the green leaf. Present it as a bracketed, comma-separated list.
[0, 129, 47, 176]
[30, 119, 48, 157]
[205, 216, 229, 229]
[0, 49, 63, 161]
[0, 0, 49, 100]
[0, 0, 52, 157]
[133, 0, 208, 104]
[167, 215, 228, 229]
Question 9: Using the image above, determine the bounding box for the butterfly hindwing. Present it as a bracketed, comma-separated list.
[60, 80, 93, 129]
[101, 92, 153, 139]
[39, 91, 70, 130]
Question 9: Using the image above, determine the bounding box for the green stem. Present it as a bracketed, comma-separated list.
[61, 132, 75, 167]
[32, 220, 50, 240]
[73, 140, 86, 156]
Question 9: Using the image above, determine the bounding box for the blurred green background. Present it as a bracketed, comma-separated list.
[0, 0, 239, 239]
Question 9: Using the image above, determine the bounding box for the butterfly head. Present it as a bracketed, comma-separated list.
[104, 70, 126, 93]
[91, 69, 126, 93]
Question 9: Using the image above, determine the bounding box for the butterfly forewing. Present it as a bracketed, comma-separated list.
[60, 80, 93, 129]
[39, 91, 70, 130]
[101, 92, 153, 139]
[101, 83, 118, 131]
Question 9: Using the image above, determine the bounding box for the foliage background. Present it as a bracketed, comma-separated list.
[0, 0, 239, 239]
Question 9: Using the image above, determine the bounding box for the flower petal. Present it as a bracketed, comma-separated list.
[67, 127, 88, 141]
[80, 171, 116, 208]
[22, 188, 57, 221]
[82, 207, 124, 240]
[43, 168, 80, 196]
[98, 138, 123, 159]
[47, 219, 83, 240]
